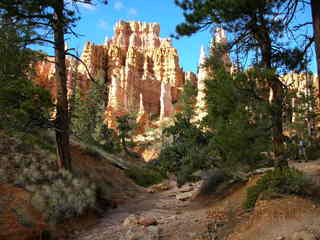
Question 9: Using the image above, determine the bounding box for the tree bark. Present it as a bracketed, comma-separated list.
[256, 17, 286, 168]
[311, 0, 320, 99]
[270, 78, 287, 168]
[53, 0, 72, 170]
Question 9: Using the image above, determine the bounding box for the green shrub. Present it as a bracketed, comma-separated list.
[244, 167, 309, 209]
[157, 115, 214, 187]
[198, 170, 228, 196]
[0, 135, 96, 223]
[124, 165, 164, 187]
[306, 144, 320, 160]
[14, 161, 96, 223]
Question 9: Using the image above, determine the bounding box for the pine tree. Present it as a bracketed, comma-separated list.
[174, 0, 309, 167]
[158, 81, 212, 186]
[116, 114, 137, 157]
[0, 0, 108, 170]
[204, 55, 272, 172]
[71, 69, 118, 152]
[0, 17, 52, 134]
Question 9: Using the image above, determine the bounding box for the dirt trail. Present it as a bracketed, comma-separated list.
[73, 181, 214, 240]
[71, 160, 320, 240]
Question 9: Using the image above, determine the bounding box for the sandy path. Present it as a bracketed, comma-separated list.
[73, 181, 211, 240]
[72, 160, 320, 240]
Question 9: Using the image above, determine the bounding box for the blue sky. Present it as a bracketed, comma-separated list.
[67, 0, 212, 73]
[64, 0, 315, 73]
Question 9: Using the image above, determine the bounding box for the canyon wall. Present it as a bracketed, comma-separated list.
[35, 21, 193, 128]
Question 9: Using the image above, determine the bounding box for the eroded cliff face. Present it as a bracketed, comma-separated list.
[104, 21, 186, 127]
[35, 21, 191, 129]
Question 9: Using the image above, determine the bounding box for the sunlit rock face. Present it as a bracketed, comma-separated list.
[34, 57, 57, 98]
[35, 21, 190, 128]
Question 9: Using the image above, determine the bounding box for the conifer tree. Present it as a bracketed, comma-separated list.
[174, 0, 308, 167]
[204, 55, 272, 172]
[71, 69, 118, 152]
[0, 0, 108, 170]
[116, 114, 137, 156]
[0, 17, 52, 134]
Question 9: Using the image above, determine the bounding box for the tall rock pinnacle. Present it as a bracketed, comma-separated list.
[35, 21, 192, 129]
[196, 45, 208, 117]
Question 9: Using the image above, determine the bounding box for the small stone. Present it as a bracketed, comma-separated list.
[176, 192, 193, 201]
[150, 183, 171, 192]
[168, 215, 178, 221]
[123, 214, 139, 227]
[147, 189, 155, 193]
[138, 216, 158, 226]
[179, 185, 193, 193]
[167, 193, 176, 197]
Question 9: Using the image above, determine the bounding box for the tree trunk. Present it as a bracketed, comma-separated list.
[258, 22, 286, 168]
[53, 0, 72, 170]
[311, 0, 320, 99]
[270, 78, 287, 168]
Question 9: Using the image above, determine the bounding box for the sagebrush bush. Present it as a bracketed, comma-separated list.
[17, 165, 96, 223]
[244, 167, 309, 209]
[0, 135, 97, 223]
[30, 172, 96, 223]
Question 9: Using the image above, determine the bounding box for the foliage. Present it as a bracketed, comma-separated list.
[0, 0, 108, 171]
[244, 167, 309, 209]
[178, 80, 198, 120]
[124, 165, 164, 187]
[174, 0, 314, 167]
[203, 57, 272, 172]
[174, 0, 304, 65]
[29, 169, 96, 223]
[0, 134, 96, 223]
[157, 81, 214, 186]
[71, 71, 105, 143]
[282, 72, 320, 160]
[162, 80, 197, 141]
[71, 70, 119, 152]
[0, 19, 52, 135]
[116, 114, 137, 156]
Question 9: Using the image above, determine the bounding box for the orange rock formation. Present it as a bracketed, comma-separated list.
[35, 21, 195, 128]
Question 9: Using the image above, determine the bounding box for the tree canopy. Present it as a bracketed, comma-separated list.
[0, 0, 108, 170]
[174, 0, 315, 167]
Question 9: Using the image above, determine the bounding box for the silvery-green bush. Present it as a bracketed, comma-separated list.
[0, 136, 97, 223]
[29, 170, 96, 223]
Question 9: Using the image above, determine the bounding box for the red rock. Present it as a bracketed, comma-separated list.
[0, 184, 48, 240]
[34, 21, 191, 131]
[138, 215, 158, 226]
